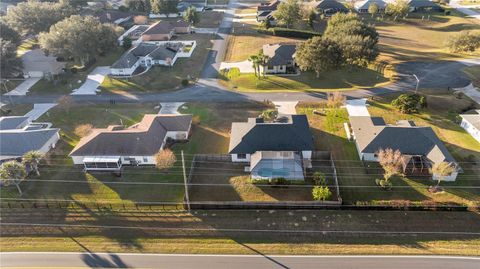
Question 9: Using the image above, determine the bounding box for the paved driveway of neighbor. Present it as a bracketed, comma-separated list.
[3, 78, 41, 96]
[71, 66, 110, 95]
[24, 103, 57, 120]
[159, 102, 185, 114]
[455, 83, 480, 105]
[273, 101, 298, 115]
[220, 60, 255, 73]
[345, 99, 370, 116]
[450, 0, 480, 20]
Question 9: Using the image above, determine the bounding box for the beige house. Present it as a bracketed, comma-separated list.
[141, 21, 190, 42]
[260, 43, 297, 75]
[22, 49, 66, 79]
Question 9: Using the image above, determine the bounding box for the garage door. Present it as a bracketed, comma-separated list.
[27, 71, 44, 78]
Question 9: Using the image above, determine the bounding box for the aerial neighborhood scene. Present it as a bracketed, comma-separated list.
[1, 0, 480, 267]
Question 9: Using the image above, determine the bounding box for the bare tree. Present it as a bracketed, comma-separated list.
[74, 124, 93, 138]
[430, 161, 455, 192]
[377, 148, 403, 182]
[155, 149, 177, 169]
[327, 92, 346, 115]
[57, 95, 74, 113]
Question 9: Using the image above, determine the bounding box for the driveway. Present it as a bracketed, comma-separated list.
[71, 66, 110, 95]
[449, 0, 480, 19]
[454, 83, 480, 104]
[24, 103, 57, 120]
[3, 78, 40, 96]
[273, 101, 298, 115]
[345, 99, 370, 116]
[220, 60, 255, 73]
[159, 102, 185, 114]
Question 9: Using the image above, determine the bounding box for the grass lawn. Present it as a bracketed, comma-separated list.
[0, 103, 187, 206]
[219, 67, 391, 92]
[235, 7, 257, 15]
[462, 65, 480, 87]
[1, 209, 480, 255]
[27, 48, 124, 95]
[0, 79, 23, 94]
[459, 0, 480, 5]
[100, 34, 213, 93]
[363, 12, 480, 63]
[196, 11, 224, 28]
[0, 103, 33, 116]
[297, 91, 480, 206]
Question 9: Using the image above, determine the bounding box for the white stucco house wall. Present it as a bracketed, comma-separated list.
[460, 111, 480, 143]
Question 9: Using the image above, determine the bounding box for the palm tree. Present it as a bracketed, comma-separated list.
[0, 160, 27, 195]
[258, 53, 270, 78]
[248, 54, 260, 77]
[430, 161, 455, 191]
[22, 151, 44, 176]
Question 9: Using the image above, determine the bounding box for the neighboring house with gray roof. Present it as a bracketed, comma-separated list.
[141, 20, 190, 42]
[69, 114, 192, 171]
[349, 116, 459, 181]
[261, 43, 297, 75]
[95, 10, 133, 25]
[0, 116, 60, 162]
[110, 43, 179, 76]
[229, 115, 314, 181]
[22, 49, 66, 79]
[460, 110, 480, 143]
[308, 0, 348, 15]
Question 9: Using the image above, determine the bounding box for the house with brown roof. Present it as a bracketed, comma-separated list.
[69, 114, 192, 171]
[141, 20, 191, 42]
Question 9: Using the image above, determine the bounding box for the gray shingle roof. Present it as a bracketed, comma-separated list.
[350, 116, 456, 163]
[111, 43, 179, 69]
[149, 46, 177, 60]
[309, 0, 348, 11]
[0, 129, 59, 157]
[70, 114, 192, 156]
[0, 116, 29, 130]
[111, 51, 139, 69]
[229, 115, 314, 154]
[262, 44, 296, 66]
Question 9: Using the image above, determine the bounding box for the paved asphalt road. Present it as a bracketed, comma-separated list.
[1, 253, 479, 269]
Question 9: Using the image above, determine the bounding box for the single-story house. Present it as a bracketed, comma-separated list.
[177, 1, 206, 14]
[95, 10, 133, 25]
[460, 110, 480, 143]
[229, 115, 314, 181]
[261, 43, 297, 75]
[69, 114, 192, 171]
[21, 49, 66, 79]
[110, 43, 179, 76]
[349, 116, 459, 181]
[141, 20, 191, 42]
[354, 0, 388, 13]
[308, 0, 348, 15]
[408, 0, 442, 12]
[256, 0, 280, 21]
[118, 25, 150, 45]
[0, 116, 60, 162]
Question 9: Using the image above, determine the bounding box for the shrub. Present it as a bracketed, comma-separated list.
[181, 79, 189, 86]
[391, 93, 427, 114]
[74, 124, 93, 138]
[154, 149, 176, 169]
[260, 109, 278, 121]
[269, 177, 290, 185]
[313, 171, 326, 186]
[446, 30, 480, 52]
[257, 27, 321, 39]
[312, 186, 332, 201]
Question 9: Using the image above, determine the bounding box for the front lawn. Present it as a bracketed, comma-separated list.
[297, 91, 480, 206]
[462, 65, 480, 87]
[100, 34, 213, 93]
[196, 11, 224, 28]
[27, 48, 124, 95]
[219, 67, 390, 92]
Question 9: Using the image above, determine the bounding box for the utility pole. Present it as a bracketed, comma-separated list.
[181, 150, 191, 212]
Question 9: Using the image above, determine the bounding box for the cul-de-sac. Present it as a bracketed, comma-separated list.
[1, 0, 480, 267]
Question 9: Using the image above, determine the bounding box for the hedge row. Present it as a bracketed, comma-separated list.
[257, 27, 321, 39]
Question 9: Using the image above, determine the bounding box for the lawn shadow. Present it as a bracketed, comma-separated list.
[81, 253, 131, 268]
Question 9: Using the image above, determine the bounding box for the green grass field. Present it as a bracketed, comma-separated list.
[219, 67, 391, 92]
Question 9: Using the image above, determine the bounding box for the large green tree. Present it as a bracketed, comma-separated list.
[295, 36, 343, 77]
[0, 38, 23, 78]
[385, 0, 410, 19]
[127, 0, 151, 12]
[3, 0, 74, 36]
[39, 15, 118, 66]
[323, 13, 379, 67]
[151, 0, 178, 15]
[273, 0, 301, 28]
[0, 20, 21, 44]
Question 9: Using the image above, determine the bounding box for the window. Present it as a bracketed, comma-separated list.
[143, 157, 148, 162]
[237, 154, 247, 159]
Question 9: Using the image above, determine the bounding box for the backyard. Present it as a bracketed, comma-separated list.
[297, 91, 480, 206]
